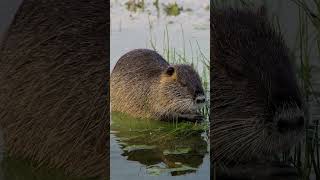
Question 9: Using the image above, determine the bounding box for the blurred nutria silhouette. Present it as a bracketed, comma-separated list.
[211, 6, 304, 180]
[0, 0, 109, 178]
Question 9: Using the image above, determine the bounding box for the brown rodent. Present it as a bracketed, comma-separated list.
[111, 49, 206, 122]
[0, 0, 108, 178]
[211, 7, 304, 165]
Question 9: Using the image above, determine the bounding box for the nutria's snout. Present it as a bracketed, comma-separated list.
[195, 95, 206, 104]
[274, 106, 305, 133]
[194, 89, 206, 109]
[194, 89, 205, 102]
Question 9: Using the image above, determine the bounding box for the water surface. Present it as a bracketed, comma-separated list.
[111, 112, 209, 179]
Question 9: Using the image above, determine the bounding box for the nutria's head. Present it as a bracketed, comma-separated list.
[211, 8, 305, 163]
[155, 65, 205, 116]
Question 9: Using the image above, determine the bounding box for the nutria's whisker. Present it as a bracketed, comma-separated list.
[213, 127, 263, 162]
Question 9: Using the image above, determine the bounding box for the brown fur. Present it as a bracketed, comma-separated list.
[111, 49, 205, 121]
[0, 0, 109, 178]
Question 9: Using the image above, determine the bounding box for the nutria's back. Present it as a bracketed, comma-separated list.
[111, 49, 168, 118]
[111, 49, 205, 121]
[211, 8, 304, 164]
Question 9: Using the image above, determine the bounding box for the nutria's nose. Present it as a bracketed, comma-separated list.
[195, 96, 206, 104]
[277, 116, 304, 133]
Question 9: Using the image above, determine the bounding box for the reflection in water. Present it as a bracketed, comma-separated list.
[111, 112, 208, 176]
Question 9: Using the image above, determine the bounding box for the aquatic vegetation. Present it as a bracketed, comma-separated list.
[125, 0, 145, 12]
[163, 148, 192, 155]
[123, 145, 157, 152]
[146, 164, 197, 176]
[153, 0, 159, 9]
[163, 2, 183, 16]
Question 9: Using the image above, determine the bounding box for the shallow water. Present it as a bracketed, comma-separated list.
[110, 112, 210, 179]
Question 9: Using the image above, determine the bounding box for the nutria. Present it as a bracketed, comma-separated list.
[211, 7, 304, 178]
[0, 0, 108, 178]
[111, 49, 206, 121]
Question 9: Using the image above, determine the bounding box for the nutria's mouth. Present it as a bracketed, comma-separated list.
[170, 96, 206, 113]
[273, 105, 305, 133]
[195, 95, 206, 104]
[213, 109, 305, 163]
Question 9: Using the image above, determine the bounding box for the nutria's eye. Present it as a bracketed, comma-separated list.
[166, 66, 175, 76]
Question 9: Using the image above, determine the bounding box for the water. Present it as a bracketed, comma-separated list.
[110, 0, 210, 179]
[110, 113, 209, 180]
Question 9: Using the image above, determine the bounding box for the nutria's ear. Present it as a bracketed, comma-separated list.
[166, 66, 175, 76]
